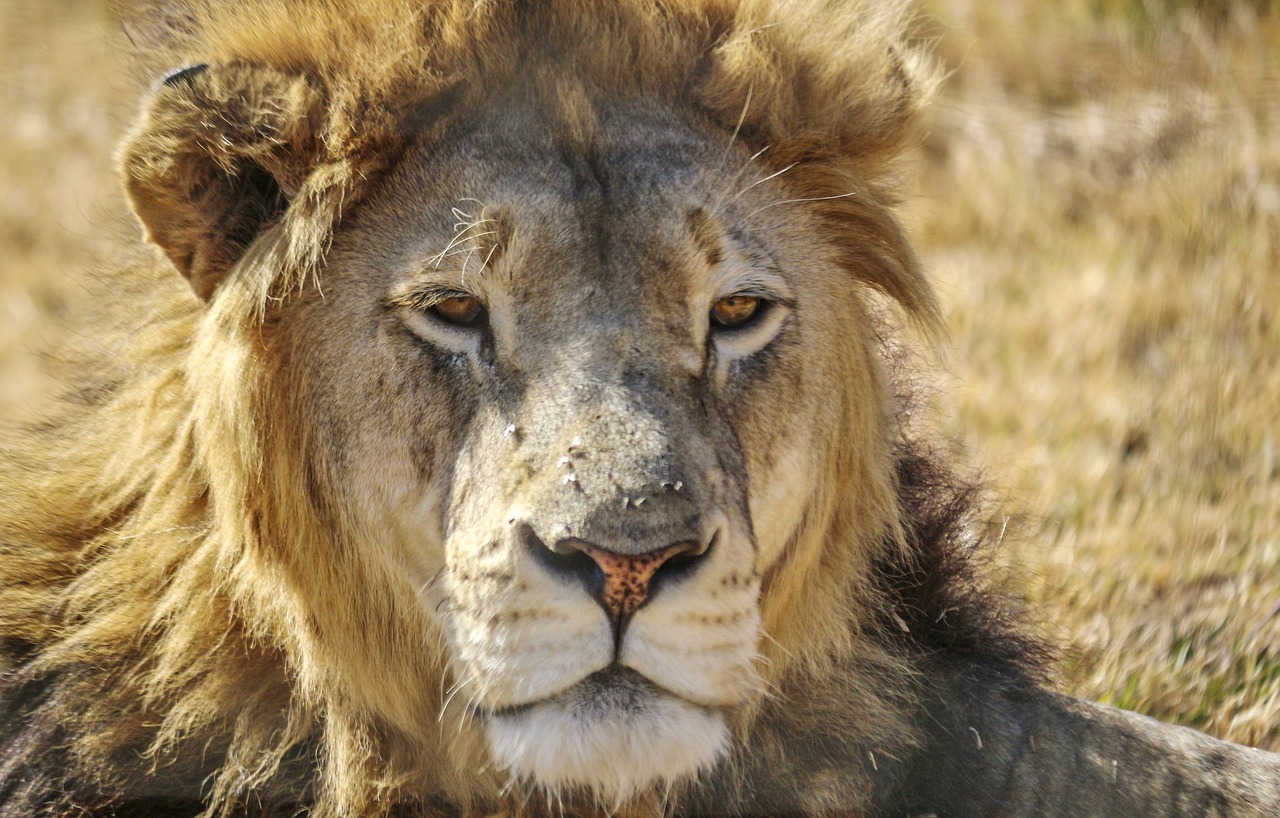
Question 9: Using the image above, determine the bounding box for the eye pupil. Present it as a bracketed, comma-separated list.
[710, 295, 761, 328]
[432, 295, 485, 326]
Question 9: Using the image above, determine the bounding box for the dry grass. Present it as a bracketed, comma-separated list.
[0, 2, 132, 418]
[916, 0, 1280, 748]
[1, 0, 1276, 750]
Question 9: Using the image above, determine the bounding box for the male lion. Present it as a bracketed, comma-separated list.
[0, 1, 1277, 817]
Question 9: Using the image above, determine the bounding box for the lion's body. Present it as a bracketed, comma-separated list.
[1, 2, 1278, 817]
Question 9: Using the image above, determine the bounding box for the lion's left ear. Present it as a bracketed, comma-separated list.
[121, 63, 324, 300]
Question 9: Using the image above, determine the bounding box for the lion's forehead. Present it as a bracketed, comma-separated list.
[363, 106, 762, 297]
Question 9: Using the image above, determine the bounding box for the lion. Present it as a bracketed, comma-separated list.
[0, 1, 1277, 816]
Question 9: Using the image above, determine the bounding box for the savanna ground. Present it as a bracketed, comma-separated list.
[1, 0, 1276, 751]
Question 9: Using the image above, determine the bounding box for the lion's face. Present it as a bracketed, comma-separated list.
[256, 96, 893, 800]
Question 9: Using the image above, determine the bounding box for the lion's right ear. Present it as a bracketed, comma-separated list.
[121, 64, 324, 300]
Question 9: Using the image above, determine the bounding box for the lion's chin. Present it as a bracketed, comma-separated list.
[484, 669, 729, 801]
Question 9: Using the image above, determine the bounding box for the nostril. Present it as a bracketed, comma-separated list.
[648, 532, 715, 596]
[521, 525, 604, 592]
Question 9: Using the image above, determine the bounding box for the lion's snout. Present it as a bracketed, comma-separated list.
[501, 375, 744, 631]
[525, 526, 712, 628]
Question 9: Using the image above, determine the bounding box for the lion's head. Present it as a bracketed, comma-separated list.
[1, 1, 944, 814]
[256, 94, 911, 798]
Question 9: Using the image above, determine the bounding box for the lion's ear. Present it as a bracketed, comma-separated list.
[121, 64, 323, 300]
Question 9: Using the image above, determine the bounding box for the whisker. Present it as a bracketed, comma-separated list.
[427, 222, 497, 269]
[440, 670, 482, 724]
[417, 566, 449, 597]
[726, 161, 798, 205]
[443, 669, 477, 699]
[425, 233, 500, 268]
[460, 246, 479, 284]
[745, 190, 859, 220]
[757, 626, 794, 659]
[479, 243, 501, 275]
[716, 84, 754, 172]
[459, 693, 483, 734]
[709, 144, 773, 214]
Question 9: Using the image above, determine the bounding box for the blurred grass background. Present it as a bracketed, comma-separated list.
[1, 1, 1277, 749]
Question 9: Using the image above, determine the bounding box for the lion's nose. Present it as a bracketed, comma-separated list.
[558, 539, 707, 620]
[525, 526, 711, 623]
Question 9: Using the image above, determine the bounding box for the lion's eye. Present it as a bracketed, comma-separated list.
[710, 295, 762, 328]
[430, 295, 486, 326]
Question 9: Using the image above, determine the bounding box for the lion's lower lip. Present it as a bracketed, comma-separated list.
[482, 673, 731, 797]
[486, 666, 693, 719]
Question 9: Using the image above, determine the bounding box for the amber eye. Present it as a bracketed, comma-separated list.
[430, 295, 485, 326]
[710, 295, 762, 328]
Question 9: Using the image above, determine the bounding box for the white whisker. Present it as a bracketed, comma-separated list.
[727, 161, 798, 205]
[459, 692, 483, 734]
[417, 566, 448, 597]
[427, 221, 497, 269]
[716, 84, 754, 172]
[479, 242, 501, 275]
[746, 190, 859, 220]
[710, 144, 773, 214]
[440, 670, 482, 724]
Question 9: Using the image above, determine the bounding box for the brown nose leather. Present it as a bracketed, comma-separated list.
[568, 541, 700, 620]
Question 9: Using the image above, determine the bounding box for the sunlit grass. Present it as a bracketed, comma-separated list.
[916, 0, 1279, 748]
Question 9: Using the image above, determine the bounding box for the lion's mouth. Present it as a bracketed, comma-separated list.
[482, 666, 730, 797]
[485, 666, 702, 720]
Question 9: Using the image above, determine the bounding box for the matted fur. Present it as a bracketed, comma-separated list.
[0, 2, 1030, 817]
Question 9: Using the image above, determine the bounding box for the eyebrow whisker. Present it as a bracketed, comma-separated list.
[716, 84, 754, 172]
[709, 144, 772, 214]
[745, 190, 858, 220]
[427, 225, 499, 269]
[479, 243, 501, 275]
[727, 161, 798, 205]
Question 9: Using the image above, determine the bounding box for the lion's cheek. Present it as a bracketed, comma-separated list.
[621, 599, 762, 707]
[747, 437, 819, 573]
[369, 484, 450, 583]
[602, 528, 763, 705]
[448, 608, 613, 709]
[441, 548, 614, 709]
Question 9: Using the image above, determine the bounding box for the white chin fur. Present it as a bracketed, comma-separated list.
[486, 684, 728, 802]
